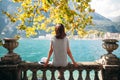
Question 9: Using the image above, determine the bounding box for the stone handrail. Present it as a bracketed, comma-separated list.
[0, 61, 103, 80]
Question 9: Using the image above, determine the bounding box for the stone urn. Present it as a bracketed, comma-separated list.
[97, 39, 119, 65]
[1, 38, 21, 64]
[102, 39, 119, 54]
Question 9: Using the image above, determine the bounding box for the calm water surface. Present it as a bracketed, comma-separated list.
[0, 39, 120, 62]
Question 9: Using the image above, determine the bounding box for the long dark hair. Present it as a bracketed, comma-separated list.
[55, 23, 66, 39]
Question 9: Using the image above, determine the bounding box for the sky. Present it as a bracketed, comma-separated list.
[90, 0, 120, 18]
[5, 0, 120, 18]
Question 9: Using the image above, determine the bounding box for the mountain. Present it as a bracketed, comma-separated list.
[109, 16, 120, 32]
[0, 0, 8, 34]
[110, 16, 120, 23]
[90, 12, 111, 21]
[86, 12, 119, 33]
[0, 0, 120, 38]
[0, 0, 19, 38]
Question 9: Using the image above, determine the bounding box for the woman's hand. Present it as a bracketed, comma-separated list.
[44, 42, 53, 67]
[73, 62, 78, 67]
[44, 60, 49, 67]
[44, 62, 48, 67]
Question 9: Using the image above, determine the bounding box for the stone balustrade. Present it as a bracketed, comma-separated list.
[0, 61, 103, 80]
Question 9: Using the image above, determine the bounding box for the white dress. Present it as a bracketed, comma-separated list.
[51, 37, 69, 67]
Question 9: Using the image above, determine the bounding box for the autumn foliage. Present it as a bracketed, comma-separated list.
[3, 0, 94, 37]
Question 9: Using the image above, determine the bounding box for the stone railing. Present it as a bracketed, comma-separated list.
[0, 61, 102, 80]
[0, 38, 120, 80]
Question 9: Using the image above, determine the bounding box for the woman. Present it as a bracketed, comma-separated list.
[44, 23, 78, 67]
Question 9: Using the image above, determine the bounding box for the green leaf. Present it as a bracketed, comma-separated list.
[0, 39, 3, 46]
[76, 0, 81, 2]
[47, 0, 53, 4]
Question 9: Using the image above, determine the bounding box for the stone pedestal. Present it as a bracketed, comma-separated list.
[96, 39, 119, 65]
[0, 66, 22, 80]
[98, 54, 119, 65]
[0, 38, 22, 80]
[1, 53, 21, 64]
[0, 38, 21, 64]
[102, 65, 120, 80]
[96, 39, 120, 80]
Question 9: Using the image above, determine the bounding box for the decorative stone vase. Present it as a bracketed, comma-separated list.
[3, 38, 19, 53]
[96, 39, 119, 65]
[102, 39, 119, 54]
[1, 38, 21, 64]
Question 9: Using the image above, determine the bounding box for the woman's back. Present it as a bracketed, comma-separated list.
[52, 37, 68, 66]
[44, 23, 78, 68]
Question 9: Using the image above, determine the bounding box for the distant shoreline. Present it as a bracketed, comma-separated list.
[19, 38, 120, 40]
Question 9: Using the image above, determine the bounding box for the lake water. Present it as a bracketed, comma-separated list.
[0, 39, 120, 62]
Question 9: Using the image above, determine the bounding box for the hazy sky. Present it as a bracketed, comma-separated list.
[90, 0, 120, 18]
[7, 0, 120, 18]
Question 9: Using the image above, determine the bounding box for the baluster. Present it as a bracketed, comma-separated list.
[94, 70, 99, 80]
[59, 69, 65, 80]
[17, 69, 22, 80]
[42, 69, 47, 80]
[51, 69, 56, 80]
[22, 69, 28, 80]
[31, 69, 37, 80]
[85, 69, 91, 80]
[69, 69, 74, 80]
[78, 70, 83, 80]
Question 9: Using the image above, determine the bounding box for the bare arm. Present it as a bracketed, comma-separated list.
[67, 46, 78, 67]
[44, 42, 53, 67]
